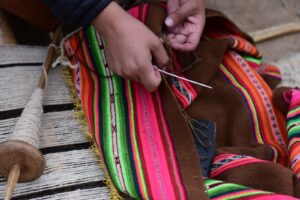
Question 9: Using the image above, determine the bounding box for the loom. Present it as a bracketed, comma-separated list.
[0, 28, 61, 200]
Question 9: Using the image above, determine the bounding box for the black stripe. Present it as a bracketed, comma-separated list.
[11, 181, 106, 200]
[0, 109, 22, 120]
[40, 142, 91, 155]
[0, 62, 43, 68]
[0, 103, 74, 120]
[43, 103, 74, 113]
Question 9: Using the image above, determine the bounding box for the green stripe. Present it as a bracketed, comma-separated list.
[86, 26, 122, 190]
[121, 80, 143, 198]
[113, 76, 140, 197]
[205, 179, 271, 199]
[287, 118, 299, 129]
[205, 179, 221, 185]
[208, 183, 245, 196]
[288, 107, 300, 117]
[86, 27, 102, 75]
[289, 125, 300, 136]
[242, 55, 262, 64]
[230, 191, 270, 199]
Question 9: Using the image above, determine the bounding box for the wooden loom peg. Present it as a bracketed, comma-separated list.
[0, 26, 61, 200]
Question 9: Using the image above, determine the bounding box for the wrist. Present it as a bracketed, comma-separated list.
[92, 1, 126, 36]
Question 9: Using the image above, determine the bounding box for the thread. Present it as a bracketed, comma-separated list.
[52, 28, 82, 69]
[9, 88, 44, 148]
[154, 66, 213, 89]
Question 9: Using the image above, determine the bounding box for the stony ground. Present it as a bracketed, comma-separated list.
[206, 0, 300, 61]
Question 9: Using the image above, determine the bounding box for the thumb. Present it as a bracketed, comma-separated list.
[151, 41, 169, 68]
[165, 2, 194, 28]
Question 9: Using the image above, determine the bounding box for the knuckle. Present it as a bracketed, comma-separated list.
[153, 39, 161, 49]
[137, 66, 146, 76]
[136, 62, 147, 71]
[125, 67, 138, 78]
[162, 56, 169, 66]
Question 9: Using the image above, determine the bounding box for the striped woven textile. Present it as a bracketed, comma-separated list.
[286, 89, 300, 179]
[170, 52, 198, 108]
[63, 3, 299, 199]
[210, 154, 268, 178]
[64, 26, 187, 199]
[220, 51, 288, 165]
[205, 179, 296, 200]
[208, 30, 289, 165]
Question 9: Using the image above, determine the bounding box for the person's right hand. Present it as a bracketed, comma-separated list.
[92, 2, 169, 92]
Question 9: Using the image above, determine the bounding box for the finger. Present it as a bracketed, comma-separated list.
[121, 68, 139, 82]
[167, 0, 179, 15]
[172, 41, 196, 52]
[165, 1, 195, 28]
[168, 34, 187, 45]
[151, 40, 169, 67]
[168, 24, 189, 35]
[181, 16, 205, 51]
[138, 63, 162, 92]
[167, 33, 176, 40]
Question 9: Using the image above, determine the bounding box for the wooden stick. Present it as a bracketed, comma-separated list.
[250, 22, 300, 43]
[2, 26, 61, 200]
[38, 26, 62, 89]
[4, 164, 20, 200]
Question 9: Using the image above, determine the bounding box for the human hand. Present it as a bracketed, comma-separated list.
[165, 0, 205, 51]
[93, 2, 169, 91]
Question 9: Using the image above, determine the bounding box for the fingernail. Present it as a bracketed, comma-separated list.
[165, 17, 174, 27]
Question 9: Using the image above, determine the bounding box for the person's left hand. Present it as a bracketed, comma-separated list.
[165, 0, 205, 51]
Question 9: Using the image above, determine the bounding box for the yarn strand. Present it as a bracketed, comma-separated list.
[154, 66, 213, 89]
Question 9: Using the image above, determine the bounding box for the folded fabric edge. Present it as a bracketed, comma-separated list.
[61, 67, 123, 200]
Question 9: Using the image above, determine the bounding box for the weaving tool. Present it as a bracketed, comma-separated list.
[0, 27, 61, 200]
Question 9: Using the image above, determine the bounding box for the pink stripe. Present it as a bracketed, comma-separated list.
[128, 7, 139, 18]
[172, 84, 189, 108]
[211, 154, 268, 177]
[133, 83, 175, 200]
[181, 78, 198, 99]
[155, 92, 187, 199]
[288, 92, 300, 118]
[288, 112, 300, 119]
[179, 78, 197, 101]
[213, 153, 234, 162]
[147, 91, 176, 199]
[250, 194, 298, 200]
[171, 53, 198, 107]
[125, 81, 148, 198]
[211, 159, 267, 177]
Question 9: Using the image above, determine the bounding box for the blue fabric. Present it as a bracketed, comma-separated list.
[43, 0, 111, 26]
[191, 119, 216, 177]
